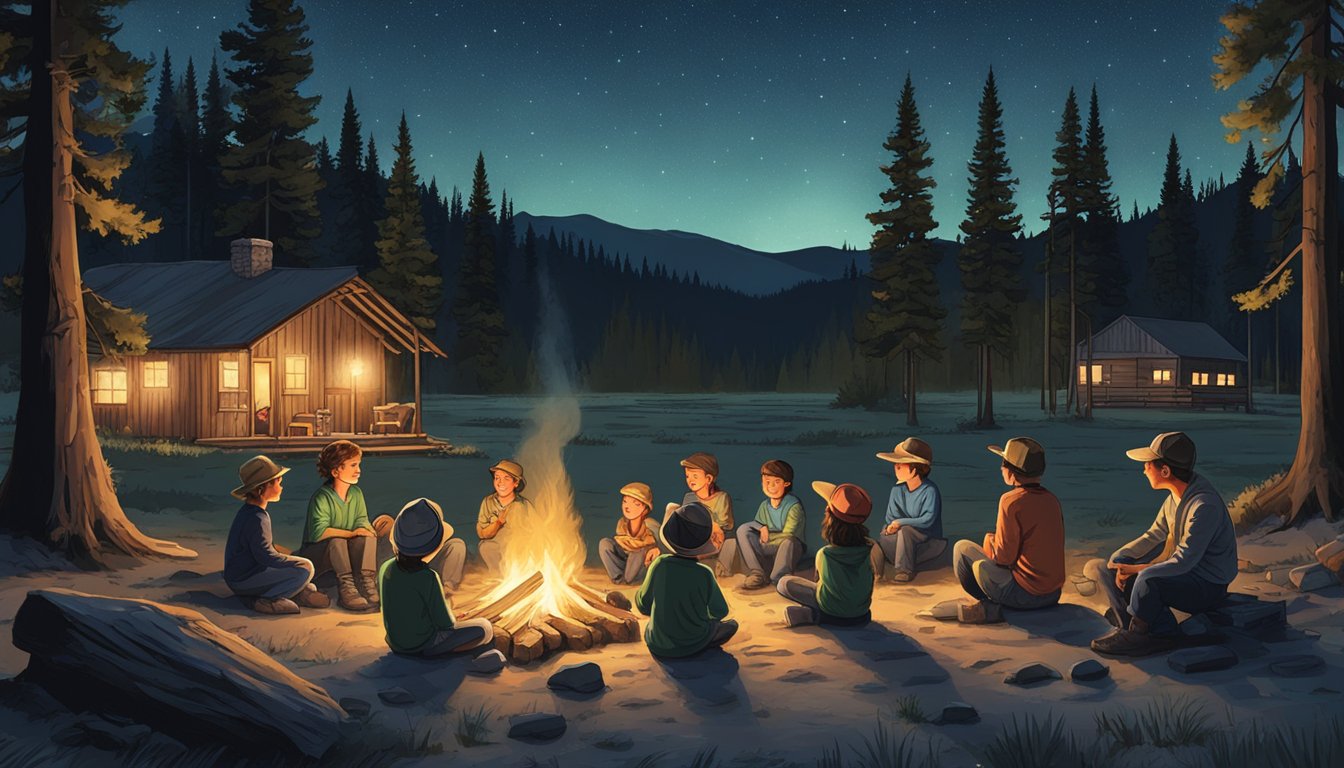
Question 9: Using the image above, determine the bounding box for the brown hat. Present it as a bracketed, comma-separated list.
[231, 455, 290, 500]
[619, 482, 654, 510]
[811, 481, 873, 524]
[489, 459, 526, 492]
[988, 437, 1046, 477]
[1126, 432, 1196, 470]
[877, 437, 933, 466]
[680, 451, 719, 478]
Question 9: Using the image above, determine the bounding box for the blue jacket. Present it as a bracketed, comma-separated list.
[883, 480, 942, 538]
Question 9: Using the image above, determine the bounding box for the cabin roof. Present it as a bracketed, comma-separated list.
[1079, 315, 1246, 362]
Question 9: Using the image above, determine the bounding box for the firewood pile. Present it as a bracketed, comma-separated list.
[458, 572, 641, 664]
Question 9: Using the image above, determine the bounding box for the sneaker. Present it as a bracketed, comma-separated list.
[891, 571, 914, 583]
[957, 600, 1003, 625]
[294, 585, 330, 609]
[254, 597, 300, 615]
[1090, 628, 1179, 657]
[741, 570, 770, 590]
[784, 605, 816, 627]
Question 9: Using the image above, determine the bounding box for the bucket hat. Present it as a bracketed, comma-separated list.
[657, 501, 718, 558]
[619, 482, 654, 510]
[392, 497, 451, 558]
[489, 459, 526, 493]
[231, 455, 290, 500]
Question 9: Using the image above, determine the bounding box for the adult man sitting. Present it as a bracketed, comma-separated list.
[1085, 432, 1238, 657]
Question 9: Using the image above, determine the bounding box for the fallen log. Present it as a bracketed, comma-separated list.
[511, 627, 545, 665]
[568, 603, 623, 644]
[575, 593, 642, 642]
[468, 571, 544, 623]
[491, 625, 512, 656]
[12, 589, 343, 758]
[546, 616, 593, 650]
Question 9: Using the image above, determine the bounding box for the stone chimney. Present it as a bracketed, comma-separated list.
[230, 238, 274, 278]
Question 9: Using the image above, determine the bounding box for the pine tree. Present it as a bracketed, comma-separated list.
[453, 153, 508, 392]
[217, 0, 323, 265]
[1181, 168, 1205, 319]
[1049, 88, 1087, 413]
[329, 90, 375, 268]
[177, 56, 204, 258]
[1223, 143, 1262, 325]
[0, 0, 192, 566]
[861, 75, 945, 426]
[1080, 85, 1127, 323]
[367, 114, 442, 334]
[146, 48, 188, 261]
[958, 69, 1024, 427]
[1147, 135, 1193, 317]
[197, 55, 233, 259]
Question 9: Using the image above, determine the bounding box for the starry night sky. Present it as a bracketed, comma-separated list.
[113, 0, 1257, 252]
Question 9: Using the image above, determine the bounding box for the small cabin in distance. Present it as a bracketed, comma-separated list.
[82, 239, 449, 451]
[1075, 315, 1249, 411]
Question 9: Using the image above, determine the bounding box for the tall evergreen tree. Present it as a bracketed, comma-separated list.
[1080, 85, 1127, 323]
[330, 89, 374, 268]
[359, 133, 385, 272]
[177, 56, 204, 258]
[958, 69, 1023, 427]
[146, 48, 187, 261]
[861, 75, 945, 426]
[198, 54, 233, 259]
[453, 153, 508, 392]
[1181, 168, 1205, 318]
[367, 114, 442, 333]
[217, 0, 323, 265]
[1049, 88, 1088, 413]
[0, 0, 192, 565]
[1147, 135, 1195, 317]
[1224, 143, 1263, 326]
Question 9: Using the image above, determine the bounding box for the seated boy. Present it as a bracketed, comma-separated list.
[872, 438, 943, 582]
[678, 451, 737, 577]
[952, 437, 1064, 618]
[476, 459, 534, 573]
[379, 498, 495, 657]
[224, 456, 329, 615]
[737, 459, 806, 590]
[598, 482, 660, 584]
[635, 502, 738, 658]
[1085, 432, 1237, 657]
[296, 440, 378, 611]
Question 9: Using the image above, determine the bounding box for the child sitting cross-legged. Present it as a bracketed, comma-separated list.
[635, 501, 739, 657]
[777, 481, 875, 628]
[379, 498, 495, 657]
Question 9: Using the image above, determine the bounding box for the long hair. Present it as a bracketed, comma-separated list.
[821, 508, 869, 547]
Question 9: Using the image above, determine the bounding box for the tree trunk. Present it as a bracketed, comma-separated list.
[1042, 228, 1052, 413]
[1259, 9, 1344, 527]
[0, 0, 194, 567]
[906, 351, 919, 427]
[1246, 310, 1255, 414]
[1068, 228, 1077, 415]
[975, 344, 984, 424]
[983, 346, 996, 427]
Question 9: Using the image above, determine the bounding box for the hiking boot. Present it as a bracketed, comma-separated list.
[742, 570, 770, 590]
[338, 574, 371, 611]
[294, 584, 330, 609]
[1090, 617, 1178, 657]
[254, 597, 300, 615]
[784, 605, 816, 628]
[359, 570, 380, 606]
[891, 571, 914, 583]
[1103, 606, 1128, 629]
[957, 600, 1003, 625]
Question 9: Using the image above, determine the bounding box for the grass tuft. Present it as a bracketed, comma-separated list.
[461, 417, 523, 429]
[982, 713, 1086, 768]
[1095, 511, 1129, 528]
[686, 746, 719, 768]
[98, 434, 217, 457]
[571, 433, 615, 446]
[455, 703, 494, 747]
[1227, 471, 1286, 532]
[892, 695, 928, 724]
[429, 442, 487, 458]
[1094, 696, 1215, 751]
[845, 721, 935, 768]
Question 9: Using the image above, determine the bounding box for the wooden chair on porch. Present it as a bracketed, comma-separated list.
[370, 402, 416, 434]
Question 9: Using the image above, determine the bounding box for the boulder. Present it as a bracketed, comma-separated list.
[470, 649, 507, 675]
[1069, 659, 1110, 682]
[377, 687, 415, 706]
[547, 662, 605, 694]
[1206, 594, 1287, 633]
[339, 697, 371, 719]
[934, 702, 979, 725]
[1168, 647, 1238, 674]
[12, 589, 343, 758]
[1290, 563, 1339, 592]
[1004, 663, 1062, 686]
[507, 712, 567, 741]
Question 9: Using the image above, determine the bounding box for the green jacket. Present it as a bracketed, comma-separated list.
[634, 554, 730, 657]
[815, 544, 873, 619]
[303, 484, 373, 544]
[753, 494, 805, 543]
[378, 558, 455, 654]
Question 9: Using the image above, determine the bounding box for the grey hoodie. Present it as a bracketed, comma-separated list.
[1110, 473, 1238, 585]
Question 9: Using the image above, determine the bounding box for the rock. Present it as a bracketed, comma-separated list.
[1069, 659, 1109, 682]
[377, 687, 415, 706]
[339, 697, 371, 719]
[168, 570, 204, 583]
[963, 658, 1005, 670]
[1168, 647, 1238, 674]
[547, 662, 605, 694]
[917, 599, 963, 621]
[852, 682, 889, 694]
[1269, 654, 1325, 677]
[934, 702, 979, 725]
[470, 649, 506, 675]
[507, 712, 567, 741]
[1179, 613, 1214, 636]
[606, 591, 632, 611]
[1289, 563, 1340, 592]
[1004, 663, 1062, 686]
[52, 717, 152, 750]
[958, 601, 1003, 624]
[1208, 594, 1287, 632]
[779, 669, 826, 683]
[12, 589, 344, 759]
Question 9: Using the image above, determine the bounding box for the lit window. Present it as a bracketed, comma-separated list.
[1192, 372, 1209, 386]
[143, 361, 168, 389]
[1227, 374, 1236, 386]
[1152, 369, 1172, 383]
[1091, 365, 1102, 384]
[1217, 373, 1227, 386]
[284, 355, 308, 393]
[219, 360, 245, 411]
[93, 368, 127, 404]
[1078, 365, 1087, 384]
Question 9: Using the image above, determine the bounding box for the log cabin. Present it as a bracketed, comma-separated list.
[1074, 315, 1249, 411]
[82, 238, 448, 448]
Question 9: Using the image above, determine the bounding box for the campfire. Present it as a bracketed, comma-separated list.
[456, 396, 640, 664]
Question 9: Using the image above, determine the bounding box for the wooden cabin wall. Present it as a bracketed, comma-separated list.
[251, 297, 388, 434]
[91, 350, 250, 439]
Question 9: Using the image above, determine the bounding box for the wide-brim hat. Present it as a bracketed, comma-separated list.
[657, 501, 718, 558]
[811, 480, 873, 524]
[1125, 431, 1196, 470]
[231, 455, 290, 500]
[489, 459, 526, 492]
[988, 437, 1046, 477]
[679, 451, 720, 478]
[619, 482, 654, 510]
[876, 437, 933, 466]
[393, 497, 451, 558]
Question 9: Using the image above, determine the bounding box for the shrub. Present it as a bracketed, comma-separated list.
[455, 703, 494, 747]
[982, 713, 1087, 768]
[831, 371, 889, 410]
[1227, 471, 1286, 532]
[1094, 696, 1214, 751]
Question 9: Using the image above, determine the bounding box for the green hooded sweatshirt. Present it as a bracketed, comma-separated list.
[815, 544, 873, 619]
[634, 554, 729, 657]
